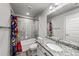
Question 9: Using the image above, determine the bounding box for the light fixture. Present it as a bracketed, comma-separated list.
[26, 12, 30, 15]
[25, 4, 32, 10]
[55, 3, 60, 5]
[49, 5, 53, 10]
[49, 3, 57, 10]
[54, 3, 62, 7]
[27, 5, 32, 10]
[24, 4, 32, 16]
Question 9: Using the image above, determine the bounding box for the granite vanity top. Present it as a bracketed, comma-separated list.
[37, 38, 79, 56]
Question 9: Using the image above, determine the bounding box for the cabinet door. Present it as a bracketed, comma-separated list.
[37, 44, 52, 56]
[37, 44, 45, 56]
[42, 47, 52, 56]
[37, 48, 45, 56]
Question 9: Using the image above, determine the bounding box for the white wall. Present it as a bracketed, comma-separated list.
[38, 10, 48, 38]
[0, 3, 11, 27]
[34, 20, 39, 37]
[0, 3, 11, 56]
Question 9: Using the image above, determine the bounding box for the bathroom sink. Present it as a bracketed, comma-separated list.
[46, 43, 63, 52]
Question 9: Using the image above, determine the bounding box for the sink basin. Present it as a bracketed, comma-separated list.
[46, 43, 63, 52]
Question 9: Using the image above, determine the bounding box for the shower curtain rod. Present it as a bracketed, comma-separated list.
[10, 7, 37, 20]
[14, 14, 37, 20]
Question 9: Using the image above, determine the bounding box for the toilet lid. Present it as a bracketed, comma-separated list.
[29, 43, 37, 50]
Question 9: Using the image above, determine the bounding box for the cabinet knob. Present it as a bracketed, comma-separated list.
[44, 52, 48, 56]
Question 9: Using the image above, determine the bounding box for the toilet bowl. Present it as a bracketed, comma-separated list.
[21, 38, 36, 52]
[29, 43, 37, 50]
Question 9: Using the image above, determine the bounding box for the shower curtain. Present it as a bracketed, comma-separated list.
[10, 15, 19, 56]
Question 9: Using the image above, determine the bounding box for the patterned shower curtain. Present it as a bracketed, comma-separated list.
[10, 15, 18, 56]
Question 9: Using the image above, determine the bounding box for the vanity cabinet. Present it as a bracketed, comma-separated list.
[37, 44, 45, 56]
[37, 43, 52, 56]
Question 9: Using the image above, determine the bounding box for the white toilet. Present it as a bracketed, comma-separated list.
[29, 43, 37, 50]
[29, 43, 37, 56]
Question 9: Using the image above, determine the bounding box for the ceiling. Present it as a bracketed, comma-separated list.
[10, 3, 51, 17]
